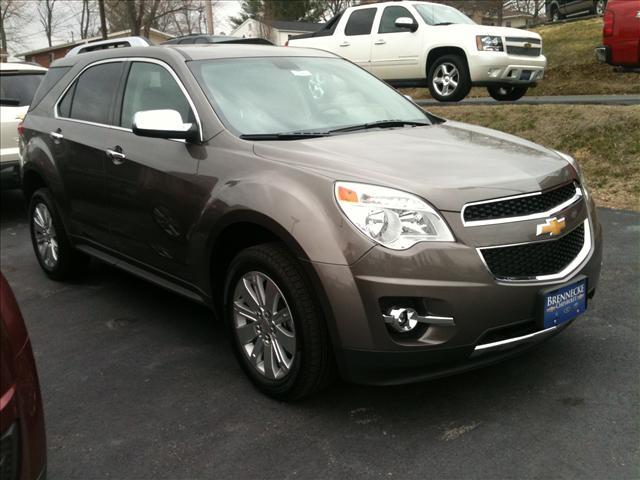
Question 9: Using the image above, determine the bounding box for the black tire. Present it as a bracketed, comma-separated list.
[29, 188, 89, 280]
[487, 85, 529, 102]
[427, 54, 471, 102]
[225, 242, 334, 400]
[551, 6, 562, 22]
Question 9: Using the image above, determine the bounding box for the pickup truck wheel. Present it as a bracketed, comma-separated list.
[551, 6, 562, 21]
[225, 243, 334, 400]
[487, 85, 529, 102]
[427, 55, 471, 102]
[29, 188, 89, 280]
[594, 0, 605, 15]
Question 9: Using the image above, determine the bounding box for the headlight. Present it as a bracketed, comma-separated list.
[555, 150, 590, 200]
[476, 35, 504, 52]
[334, 182, 454, 250]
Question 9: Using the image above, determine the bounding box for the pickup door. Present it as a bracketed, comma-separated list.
[333, 7, 377, 70]
[609, 0, 640, 66]
[370, 5, 422, 80]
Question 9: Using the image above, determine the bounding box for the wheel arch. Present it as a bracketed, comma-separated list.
[426, 46, 469, 78]
[205, 210, 343, 352]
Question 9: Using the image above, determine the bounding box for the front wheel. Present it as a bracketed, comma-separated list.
[427, 54, 471, 102]
[225, 243, 334, 400]
[487, 85, 529, 102]
[29, 188, 89, 280]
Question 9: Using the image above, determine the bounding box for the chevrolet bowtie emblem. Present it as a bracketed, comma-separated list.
[524, 42, 532, 48]
[536, 217, 566, 236]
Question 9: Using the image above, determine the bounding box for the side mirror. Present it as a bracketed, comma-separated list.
[132, 109, 199, 142]
[395, 17, 418, 32]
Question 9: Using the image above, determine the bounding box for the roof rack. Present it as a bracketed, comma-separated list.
[65, 36, 152, 57]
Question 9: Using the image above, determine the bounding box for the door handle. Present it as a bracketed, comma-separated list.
[339, 41, 350, 47]
[49, 130, 63, 141]
[106, 148, 126, 165]
[374, 39, 386, 45]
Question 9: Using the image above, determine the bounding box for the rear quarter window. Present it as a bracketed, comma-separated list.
[29, 66, 70, 111]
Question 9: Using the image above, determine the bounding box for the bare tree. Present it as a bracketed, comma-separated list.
[1, 0, 23, 60]
[78, 0, 96, 38]
[37, 0, 58, 47]
[98, 0, 108, 38]
[321, 0, 356, 20]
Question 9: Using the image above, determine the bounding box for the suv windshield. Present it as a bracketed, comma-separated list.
[189, 57, 430, 136]
[413, 3, 475, 25]
[0, 72, 46, 106]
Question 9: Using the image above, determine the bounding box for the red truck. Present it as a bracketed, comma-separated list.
[596, 0, 640, 68]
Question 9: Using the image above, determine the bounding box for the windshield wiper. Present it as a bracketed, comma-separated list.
[327, 120, 430, 134]
[433, 22, 454, 26]
[239, 132, 329, 141]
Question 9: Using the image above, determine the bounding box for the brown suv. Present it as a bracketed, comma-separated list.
[20, 44, 602, 399]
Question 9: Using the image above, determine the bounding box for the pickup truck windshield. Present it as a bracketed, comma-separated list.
[414, 3, 476, 26]
[189, 57, 431, 137]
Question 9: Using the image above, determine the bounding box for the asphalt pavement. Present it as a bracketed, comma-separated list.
[1, 189, 638, 479]
[416, 94, 640, 107]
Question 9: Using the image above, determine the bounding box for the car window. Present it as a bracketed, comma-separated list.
[413, 3, 475, 25]
[189, 56, 429, 136]
[344, 8, 376, 36]
[63, 62, 123, 124]
[379, 6, 416, 34]
[179, 38, 194, 44]
[0, 72, 46, 107]
[57, 83, 75, 118]
[28, 67, 69, 110]
[195, 36, 209, 44]
[120, 61, 193, 129]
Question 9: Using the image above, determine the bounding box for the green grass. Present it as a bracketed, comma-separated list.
[403, 18, 640, 99]
[427, 105, 640, 211]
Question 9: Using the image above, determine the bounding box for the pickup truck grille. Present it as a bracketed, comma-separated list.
[505, 37, 542, 57]
[480, 223, 585, 280]
[463, 182, 580, 224]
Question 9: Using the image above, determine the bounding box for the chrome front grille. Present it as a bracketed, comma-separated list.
[505, 37, 542, 57]
[462, 182, 582, 226]
[478, 220, 591, 282]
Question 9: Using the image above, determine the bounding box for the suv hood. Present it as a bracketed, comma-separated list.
[253, 121, 575, 212]
[438, 23, 542, 40]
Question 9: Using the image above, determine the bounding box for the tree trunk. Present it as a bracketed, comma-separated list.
[98, 0, 107, 39]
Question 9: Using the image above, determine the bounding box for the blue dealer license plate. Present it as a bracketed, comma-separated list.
[542, 279, 587, 329]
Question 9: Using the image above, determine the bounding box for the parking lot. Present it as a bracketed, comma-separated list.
[1, 189, 638, 479]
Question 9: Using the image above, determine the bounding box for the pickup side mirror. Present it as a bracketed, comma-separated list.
[132, 109, 199, 142]
[395, 17, 418, 32]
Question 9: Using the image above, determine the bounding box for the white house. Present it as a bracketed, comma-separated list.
[230, 19, 323, 46]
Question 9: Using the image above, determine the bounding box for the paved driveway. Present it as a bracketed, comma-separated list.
[1, 190, 638, 479]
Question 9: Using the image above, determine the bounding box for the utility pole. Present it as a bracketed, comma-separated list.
[206, 0, 214, 35]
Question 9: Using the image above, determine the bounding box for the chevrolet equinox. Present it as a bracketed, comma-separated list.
[20, 44, 602, 400]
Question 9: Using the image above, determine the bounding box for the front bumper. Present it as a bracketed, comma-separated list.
[468, 52, 547, 86]
[315, 208, 603, 385]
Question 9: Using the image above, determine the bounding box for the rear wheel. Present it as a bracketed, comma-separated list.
[427, 54, 471, 102]
[225, 243, 334, 400]
[487, 85, 529, 102]
[594, 0, 605, 15]
[29, 188, 88, 280]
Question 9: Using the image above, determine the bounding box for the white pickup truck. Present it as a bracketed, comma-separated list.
[288, 1, 547, 102]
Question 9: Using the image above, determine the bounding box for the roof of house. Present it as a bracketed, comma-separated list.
[230, 18, 323, 36]
[19, 28, 174, 57]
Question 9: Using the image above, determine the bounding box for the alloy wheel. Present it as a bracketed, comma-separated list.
[32, 202, 59, 269]
[595, 0, 605, 15]
[432, 62, 460, 97]
[232, 271, 296, 380]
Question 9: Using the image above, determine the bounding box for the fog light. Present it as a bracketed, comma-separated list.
[384, 307, 419, 333]
[488, 68, 501, 78]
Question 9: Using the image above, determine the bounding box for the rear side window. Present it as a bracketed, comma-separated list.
[29, 67, 70, 110]
[60, 62, 123, 124]
[345, 8, 376, 36]
[0, 71, 46, 107]
[119, 62, 193, 129]
[379, 6, 416, 34]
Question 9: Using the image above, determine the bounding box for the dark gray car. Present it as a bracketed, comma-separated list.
[20, 44, 602, 399]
